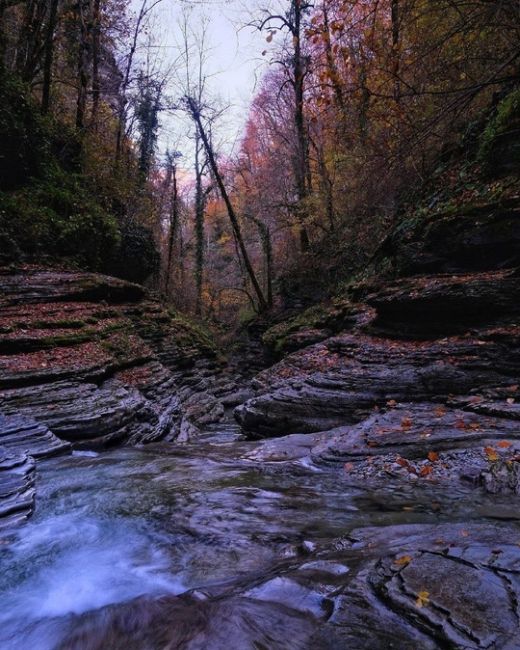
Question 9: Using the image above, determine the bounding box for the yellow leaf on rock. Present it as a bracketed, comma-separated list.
[416, 590, 430, 608]
[394, 555, 412, 566]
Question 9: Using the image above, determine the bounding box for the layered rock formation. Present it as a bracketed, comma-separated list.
[235, 197, 520, 493]
[0, 268, 230, 523]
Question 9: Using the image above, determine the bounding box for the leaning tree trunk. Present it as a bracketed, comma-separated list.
[186, 98, 268, 313]
[76, 0, 90, 130]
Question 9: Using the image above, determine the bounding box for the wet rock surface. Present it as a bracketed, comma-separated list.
[225, 225, 520, 645]
[0, 413, 69, 526]
[0, 446, 35, 529]
[2, 435, 520, 650]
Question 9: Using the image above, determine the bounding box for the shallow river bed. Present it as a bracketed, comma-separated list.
[1, 425, 518, 649]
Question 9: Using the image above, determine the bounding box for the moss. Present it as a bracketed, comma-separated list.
[263, 298, 354, 355]
[479, 88, 520, 168]
[30, 319, 87, 330]
[38, 332, 93, 348]
[167, 309, 220, 357]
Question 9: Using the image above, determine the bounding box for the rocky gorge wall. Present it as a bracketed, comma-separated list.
[0, 268, 238, 528]
[236, 195, 520, 492]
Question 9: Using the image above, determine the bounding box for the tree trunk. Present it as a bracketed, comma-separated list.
[194, 133, 204, 316]
[391, 0, 400, 103]
[41, 0, 59, 114]
[165, 162, 179, 296]
[76, 0, 90, 130]
[292, 0, 310, 252]
[321, 1, 345, 115]
[186, 97, 268, 313]
[90, 0, 101, 125]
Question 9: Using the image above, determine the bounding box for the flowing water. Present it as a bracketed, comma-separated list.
[0, 425, 514, 649]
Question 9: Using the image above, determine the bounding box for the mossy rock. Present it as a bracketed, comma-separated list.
[262, 298, 358, 357]
[479, 88, 520, 176]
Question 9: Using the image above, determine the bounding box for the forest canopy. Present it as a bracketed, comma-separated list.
[0, 0, 519, 317]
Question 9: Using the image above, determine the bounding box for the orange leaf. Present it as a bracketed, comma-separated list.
[427, 451, 439, 462]
[497, 441, 512, 449]
[455, 419, 467, 430]
[420, 465, 433, 477]
[433, 407, 447, 417]
[394, 555, 412, 566]
[401, 417, 413, 430]
[415, 590, 430, 608]
[484, 446, 499, 461]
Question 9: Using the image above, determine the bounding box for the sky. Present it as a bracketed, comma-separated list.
[139, 0, 276, 163]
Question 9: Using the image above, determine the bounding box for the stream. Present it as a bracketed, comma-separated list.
[0, 424, 517, 649]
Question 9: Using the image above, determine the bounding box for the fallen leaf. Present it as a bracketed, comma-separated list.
[427, 451, 439, 462]
[401, 417, 413, 430]
[433, 407, 447, 418]
[484, 446, 499, 461]
[455, 419, 467, 430]
[497, 441, 512, 449]
[416, 590, 430, 608]
[394, 555, 412, 567]
[386, 399, 397, 408]
[420, 465, 433, 477]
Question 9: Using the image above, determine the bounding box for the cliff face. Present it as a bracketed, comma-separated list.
[235, 190, 520, 490]
[0, 268, 229, 527]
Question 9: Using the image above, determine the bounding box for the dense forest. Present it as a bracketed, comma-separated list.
[1, 0, 519, 322]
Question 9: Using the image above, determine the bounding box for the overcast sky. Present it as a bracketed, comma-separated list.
[140, 0, 275, 163]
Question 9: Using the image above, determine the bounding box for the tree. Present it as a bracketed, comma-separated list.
[185, 96, 268, 313]
[256, 0, 314, 252]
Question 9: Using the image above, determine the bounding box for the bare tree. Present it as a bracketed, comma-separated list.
[255, 0, 313, 252]
[185, 96, 268, 313]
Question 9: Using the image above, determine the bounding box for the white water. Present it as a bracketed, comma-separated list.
[0, 512, 186, 648]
